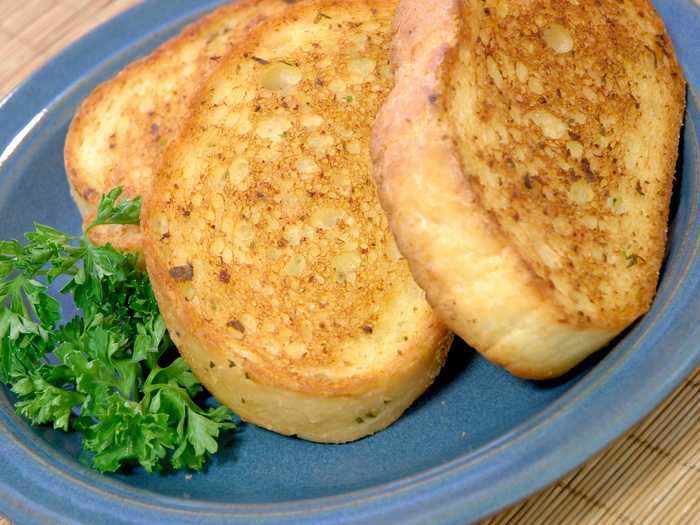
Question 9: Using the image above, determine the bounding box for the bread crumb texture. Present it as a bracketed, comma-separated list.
[144, 0, 443, 389]
[65, 0, 292, 245]
[449, 0, 685, 325]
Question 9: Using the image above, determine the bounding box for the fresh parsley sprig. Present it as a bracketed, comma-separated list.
[0, 188, 235, 473]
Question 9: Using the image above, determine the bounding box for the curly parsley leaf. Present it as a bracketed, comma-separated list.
[87, 187, 143, 231]
[13, 369, 84, 431]
[0, 187, 236, 473]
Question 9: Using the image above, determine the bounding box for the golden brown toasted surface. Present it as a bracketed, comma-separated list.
[372, 0, 685, 378]
[449, 0, 686, 326]
[143, 0, 451, 442]
[65, 0, 293, 250]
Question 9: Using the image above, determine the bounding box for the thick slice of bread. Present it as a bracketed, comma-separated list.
[372, 0, 685, 379]
[65, 0, 294, 252]
[142, 0, 451, 442]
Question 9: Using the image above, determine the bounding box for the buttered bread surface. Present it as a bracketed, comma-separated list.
[143, 0, 451, 442]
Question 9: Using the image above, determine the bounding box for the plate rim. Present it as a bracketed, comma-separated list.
[0, 1, 699, 524]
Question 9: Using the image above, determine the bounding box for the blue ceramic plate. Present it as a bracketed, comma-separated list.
[1, 1, 699, 524]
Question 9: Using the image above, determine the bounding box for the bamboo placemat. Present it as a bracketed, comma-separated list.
[0, 1, 698, 524]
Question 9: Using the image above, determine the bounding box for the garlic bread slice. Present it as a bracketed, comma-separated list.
[143, 0, 451, 442]
[65, 0, 293, 252]
[372, 0, 685, 378]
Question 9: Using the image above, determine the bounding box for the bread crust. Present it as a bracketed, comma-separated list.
[143, 0, 452, 442]
[65, 0, 293, 251]
[148, 256, 451, 443]
[372, 0, 685, 378]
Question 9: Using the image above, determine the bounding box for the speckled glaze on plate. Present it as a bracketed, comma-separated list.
[0, 1, 698, 524]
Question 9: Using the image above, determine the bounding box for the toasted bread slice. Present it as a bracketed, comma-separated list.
[65, 0, 294, 252]
[142, 0, 451, 442]
[372, 0, 685, 378]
